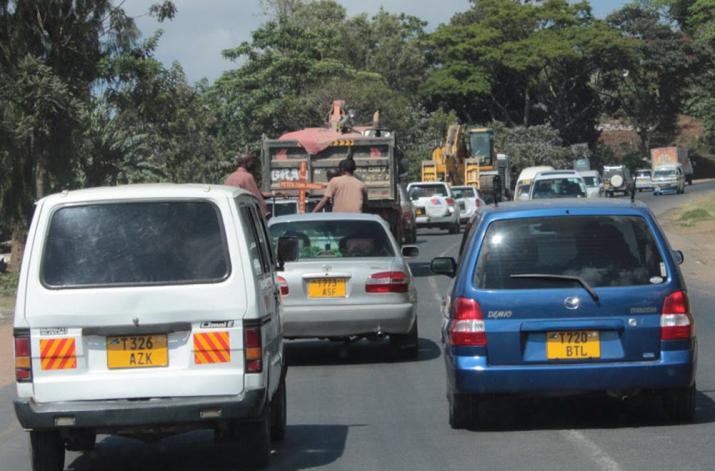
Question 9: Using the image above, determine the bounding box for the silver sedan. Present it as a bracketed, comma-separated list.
[268, 212, 419, 357]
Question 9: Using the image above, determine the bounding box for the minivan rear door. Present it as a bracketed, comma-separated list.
[469, 214, 669, 366]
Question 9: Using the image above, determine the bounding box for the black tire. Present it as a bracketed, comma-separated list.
[406, 227, 417, 244]
[30, 431, 65, 471]
[64, 430, 95, 452]
[391, 319, 419, 359]
[237, 412, 272, 468]
[271, 375, 287, 441]
[448, 392, 478, 430]
[449, 222, 460, 234]
[662, 384, 695, 423]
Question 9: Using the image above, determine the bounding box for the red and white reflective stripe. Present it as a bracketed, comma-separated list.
[276, 276, 289, 296]
[365, 271, 409, 293]
[40, 338, 77, 370]
[448, 297, 487, 346]
[660, 290, 692, 341]
[194, 331, 231, 364]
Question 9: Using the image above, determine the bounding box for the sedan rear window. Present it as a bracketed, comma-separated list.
[474, 216, 665, 289]
[42, 201, 230, 287]
[270, 220, 394, 259]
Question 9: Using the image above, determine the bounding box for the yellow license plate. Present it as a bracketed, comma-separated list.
[307, 278, 347, 298]
[107, 334, 168, 369]
[415, 208, 425, 216]
[546, 331, 600, 360]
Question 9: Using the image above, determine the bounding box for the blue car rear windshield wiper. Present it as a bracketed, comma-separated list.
[509, 273, 600, 304]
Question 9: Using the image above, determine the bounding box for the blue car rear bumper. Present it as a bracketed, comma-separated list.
[447, 348, 696, 395]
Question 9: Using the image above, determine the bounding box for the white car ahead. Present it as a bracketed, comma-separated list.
[406, 182, 460, 234]
[451, 185, 485, 223]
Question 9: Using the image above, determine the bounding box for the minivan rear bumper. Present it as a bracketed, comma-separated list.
[14, 389, 267, 431]
[447, 349, 696, 395]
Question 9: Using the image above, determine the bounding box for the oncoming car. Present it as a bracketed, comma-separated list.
[432, 199, 696, 429]
[529, 171, 587, 200]
[268, 213, 420, 358]
[13, 185, 287, 470]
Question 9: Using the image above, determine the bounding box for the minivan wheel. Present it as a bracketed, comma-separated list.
[662, 384, 695, 423]
[30, 431, 65, 471]
[237, 412, 272, 468]
[271, 375, 287, 441]
[391, 319, 419, 359]
[448, 392, 477, 430]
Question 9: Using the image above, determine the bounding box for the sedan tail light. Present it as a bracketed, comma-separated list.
[276, 276, 289, 296]
[448, 297, 486, 346]
[14, 332, 32, 382]
[660, 290, 693, 341]
[243, 322, 263, 373]
[365, 271, 409, 293]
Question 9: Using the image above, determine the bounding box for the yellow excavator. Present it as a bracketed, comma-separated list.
[421, 125, 507, 197]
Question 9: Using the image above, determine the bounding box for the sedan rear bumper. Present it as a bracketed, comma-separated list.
[283, 302, 416, 338]
[447, 349, 696, 395]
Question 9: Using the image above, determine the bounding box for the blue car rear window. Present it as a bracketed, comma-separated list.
[474, 216, 665, 289]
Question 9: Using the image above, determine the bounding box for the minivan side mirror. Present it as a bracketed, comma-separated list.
[431, 257, 457, 278]
[673, 250, 685, 265]
[276, 236, 300, 270]
[401, 245, 419, 258]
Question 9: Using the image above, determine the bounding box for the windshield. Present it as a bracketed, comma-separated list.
[582, 176, 598, 187]
[452, 188, 475, 199]
[516, 184, 531, 197]
[42, 202, 230, 287]
[655, 169, 677, 177]
[409, 185, 448, 198]
[531, 178, 587, 199]
[468, 131, 493, 166]
[270, 220, 394, 259]
[636, 171, 651, 178]
[474, 216, 665, 289]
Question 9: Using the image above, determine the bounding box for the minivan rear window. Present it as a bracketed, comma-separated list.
[474, 216, 665, 289]
[42, 201, 230, 287]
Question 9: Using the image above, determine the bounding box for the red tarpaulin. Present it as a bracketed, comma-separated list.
[278, 127, 366, 155]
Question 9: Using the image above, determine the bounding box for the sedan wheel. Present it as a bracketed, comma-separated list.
[448, 392, 478, 430]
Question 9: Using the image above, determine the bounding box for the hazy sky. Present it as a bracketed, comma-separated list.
[124, 0, 629, 84]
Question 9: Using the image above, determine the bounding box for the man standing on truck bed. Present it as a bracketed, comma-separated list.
[313, 158, 367, 213]
[225, 153, 275, 216]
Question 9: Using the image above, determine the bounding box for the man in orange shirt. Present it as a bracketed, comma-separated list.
[224, 153, 275, 216]
[313, 159, 367, 213]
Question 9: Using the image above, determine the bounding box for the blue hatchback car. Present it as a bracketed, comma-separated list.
[432, 199, 697, 429]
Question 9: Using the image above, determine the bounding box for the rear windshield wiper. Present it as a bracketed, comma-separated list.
[509, 273, 600, 304]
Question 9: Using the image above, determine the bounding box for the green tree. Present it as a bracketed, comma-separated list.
[598, 4, 697, 154]
[423, 0, 625, 145]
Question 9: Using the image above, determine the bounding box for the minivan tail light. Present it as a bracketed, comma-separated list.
[243, 323, 263, 373]
[448, 297, 486, 346]
[365, 271, 409, 293]
[660, 290, 692, 341]
[276, 276, 289, 296]
[14, 333, 32, 382]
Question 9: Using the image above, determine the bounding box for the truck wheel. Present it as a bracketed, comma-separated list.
[271, 375, 287, 441]
[406, 227, 417, 244]
[237, 412, 272, 468]
[688, 176, 693, 185]
[448, 392, 478, 430]
[661, 384, 695, 423]
[30, 431, 65, 471]
[391, 319, 419, 359]
[449, 222, 460, 234]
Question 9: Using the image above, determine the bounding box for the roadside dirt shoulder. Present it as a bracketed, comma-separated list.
[660, 193, 715, 287]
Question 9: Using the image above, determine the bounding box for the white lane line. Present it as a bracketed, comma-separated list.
[560, 430, 624, 471]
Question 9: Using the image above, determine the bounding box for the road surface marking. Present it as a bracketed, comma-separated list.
[560, 430, 624, 471]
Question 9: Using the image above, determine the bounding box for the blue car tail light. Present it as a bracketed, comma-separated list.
[660, 290, 693, 341]
[448, 297, 487, 347]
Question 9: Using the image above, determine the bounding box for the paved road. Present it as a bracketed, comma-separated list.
[1, 181, 715, 470]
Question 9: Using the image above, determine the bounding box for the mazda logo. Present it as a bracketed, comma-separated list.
[564, 297, 580, 310]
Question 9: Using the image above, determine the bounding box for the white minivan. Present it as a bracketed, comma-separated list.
[13, 184, 286, 470]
